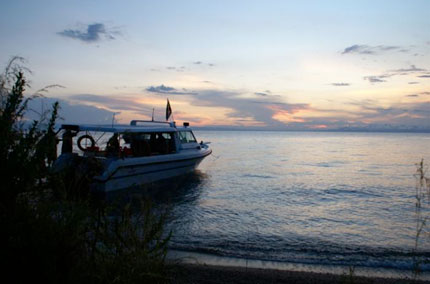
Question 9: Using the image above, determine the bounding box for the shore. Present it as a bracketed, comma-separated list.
[168, 263, 429, 284]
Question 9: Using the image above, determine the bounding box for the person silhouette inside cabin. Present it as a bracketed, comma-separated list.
[106, 133, 120, 156]
[61, 129, 75, 154]
[157, 133, 168, 154]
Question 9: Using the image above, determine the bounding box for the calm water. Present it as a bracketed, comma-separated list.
[155, 131, 430, 271]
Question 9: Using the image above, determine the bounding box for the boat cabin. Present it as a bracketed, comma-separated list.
[59, 120, 199, 159]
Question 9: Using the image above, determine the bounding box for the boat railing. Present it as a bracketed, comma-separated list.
[130, 120, 176, 128]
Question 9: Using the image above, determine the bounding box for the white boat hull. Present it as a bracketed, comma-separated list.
[93, 148, 211, 192]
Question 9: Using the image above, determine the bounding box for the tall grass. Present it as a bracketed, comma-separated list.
[412, 159, 430, 278]
[0, 57, 170, 283]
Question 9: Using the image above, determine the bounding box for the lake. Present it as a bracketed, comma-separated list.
[152, 131, 430, 273]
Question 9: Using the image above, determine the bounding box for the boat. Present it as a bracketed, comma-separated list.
[54, 120, 212, 192]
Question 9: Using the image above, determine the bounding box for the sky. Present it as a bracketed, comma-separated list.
[1, 0, 430, 130]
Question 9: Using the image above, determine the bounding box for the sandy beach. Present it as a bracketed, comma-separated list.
[169, 263, 430, 284]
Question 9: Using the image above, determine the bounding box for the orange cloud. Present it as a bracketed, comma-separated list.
[269, 105, 307, 124]
[310, 124, 328, 129]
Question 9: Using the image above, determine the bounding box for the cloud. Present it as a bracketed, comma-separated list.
[27, 97, 114, 124]
[147, 85, 175, 93]
[389, 65, 427, 72]
[145, 84, 197, 95]
[186, 89, 311, 127]
[331, 83, 350, 86]
[363, 65, 428, 84]
[67, 94, 168, 120]
[165, 66, 187, 72]
[363, 75, 388, 83]
[343, 99, 430, 129]
[342, 44, 402, 55]
[405, 92, 430, 97]
[66, 88, 309, 128]
[192, 61, 215, 67]
[58, 23, 120, 43]
[408, 82, 420, 84]
[69, 94, 152, 112]
[403, 91, 430, 98]
[64, 86, 430, 131]
[342, 45, 374, 55]
[418, 75, 430, 78]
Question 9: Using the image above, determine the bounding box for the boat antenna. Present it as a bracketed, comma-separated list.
[152, 108, 155, 122]
[111, 112, 119, 127]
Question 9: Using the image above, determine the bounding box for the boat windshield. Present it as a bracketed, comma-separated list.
[178, 131, 197, 143]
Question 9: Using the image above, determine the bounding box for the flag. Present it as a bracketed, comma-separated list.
[166, 99, 172, 121]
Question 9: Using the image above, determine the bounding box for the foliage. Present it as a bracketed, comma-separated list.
[0, 58, 170, 283]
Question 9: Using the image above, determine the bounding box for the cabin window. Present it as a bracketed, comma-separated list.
[127, 132, 176, 156]
[178, 131, 197, 143]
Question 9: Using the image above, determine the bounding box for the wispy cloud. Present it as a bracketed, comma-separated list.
[27, 97, 114, 124]
[146, 84, 197, 95]
[69, 94, 152, 112]
[342, 44, 403, 55]
[363, 75, 389, 83]
[67, 94, 164, 119]
[331, 82, 350, 86]
[406, 91, 430, 97]
[165, 66, 186, 72]
[363, 65, 428, 84]
[58, 23, 120, 43]
[192, 61, 215, 67]
[389, 65, 427, 72]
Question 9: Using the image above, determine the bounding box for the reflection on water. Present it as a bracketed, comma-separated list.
[105, 170, 208, 206]
[108, 131, 430, 272]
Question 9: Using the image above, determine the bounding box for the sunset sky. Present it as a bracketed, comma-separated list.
[2, 0, 430, 130]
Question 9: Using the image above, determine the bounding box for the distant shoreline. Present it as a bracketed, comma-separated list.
[193, 127, 430, 133]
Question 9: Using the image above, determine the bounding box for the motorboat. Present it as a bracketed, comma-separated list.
[54, 120, 212, 192]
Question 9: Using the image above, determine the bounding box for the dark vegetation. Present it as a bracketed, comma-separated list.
[0, 58, 170, 283]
